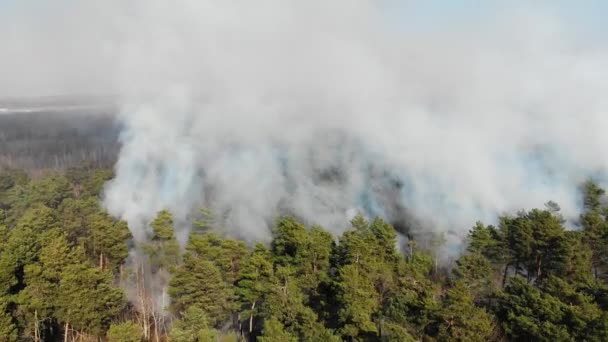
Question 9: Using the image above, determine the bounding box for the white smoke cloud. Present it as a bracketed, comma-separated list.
[2, 1, 607, 247]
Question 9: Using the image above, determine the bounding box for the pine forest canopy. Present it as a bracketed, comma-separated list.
[0, 166, 607, 341]
[1, 0, 608, 341]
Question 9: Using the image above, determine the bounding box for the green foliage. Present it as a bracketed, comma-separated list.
[0, 297, 17, 341]
[150, 210, 177, 241]
[169, 306, 219, 342]
[453, 253, 494, 297]
[381, 251, 439, 338]
[17, 204, 60, 234]
[59, 198, 131, 271]
[0, 166, 607, 341]
[435, 282, 493, 342]
[66, 167, 114, 198]
[55, 263, 126, 336]
[257, 317, 297, 342]
[467, 222, 502, 261]
[169, 258, 232, 326]
[89, 215, 131, 271]
[28, 173, 72, 209]
[496, 276, 572, 341]
[336, 264, 379, 338]
[17, 234, 80, 335]
[0, 167, 133, 340]
[495, 274, 608, 341]
[0, 225, 38, 293]
[237, 244, 273, 303]
[582, 180, 606, 211]
[107, 321, 142, 342]
[491, 208, 584, 287]
[333, 215, 410, 339]
[191, 207, 217, 235]
[0, 169, 28, 193]
[143, 210, 180, 271]
[297, 225, 334, 293]
[186, 232, 249, 285]
[259, 265, 318, 338]
[236, 244, 273, 333]
[579, 180, 608, 281]
[271, 216, 309, 267]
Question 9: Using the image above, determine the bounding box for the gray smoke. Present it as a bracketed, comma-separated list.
[2, 1, 607, 249]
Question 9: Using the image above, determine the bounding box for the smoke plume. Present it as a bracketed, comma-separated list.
[2, 1, 607, 248]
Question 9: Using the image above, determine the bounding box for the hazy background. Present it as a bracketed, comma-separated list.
[1, 1, 607, 251]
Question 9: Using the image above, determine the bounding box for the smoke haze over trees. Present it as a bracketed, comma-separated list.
[0, 167, 608, 341]
[0, 110, 119, 171]
[1, 1, 607, 245]
[1, 0, 608, 341]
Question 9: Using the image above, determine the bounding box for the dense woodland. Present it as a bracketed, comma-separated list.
[1, 165, 608, 342]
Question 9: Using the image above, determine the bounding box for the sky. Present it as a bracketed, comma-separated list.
[0, 1, 606, 97]
[384, 1, 607, 32]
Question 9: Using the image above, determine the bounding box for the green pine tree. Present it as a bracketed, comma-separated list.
[107, 321, 142, 342]
[169, 259, 232, 327]
[257, 317, 297, 342]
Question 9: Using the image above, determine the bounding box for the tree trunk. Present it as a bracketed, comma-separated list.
[119, 264, 124, 287]
[249, 301, 256, 333]
[594, 265, 598, 279]
[152, 309, 160, 342]
[64, 322, 69, 342]
[159, 291, 167, 340]
[136, 262, 150, 341]
[99, 252, 104, 269]
[502, 264, 509, 288]
[34, 310, 39, 342]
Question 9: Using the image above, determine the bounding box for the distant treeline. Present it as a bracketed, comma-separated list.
[0, 111, 120, 172]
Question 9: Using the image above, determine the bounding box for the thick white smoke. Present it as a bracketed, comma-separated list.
[1, 1, 607, 247]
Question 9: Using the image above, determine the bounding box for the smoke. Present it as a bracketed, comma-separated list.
[2, 1, 608, 247]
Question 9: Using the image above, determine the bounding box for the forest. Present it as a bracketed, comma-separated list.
[0, 165, 607, 342]
[0, 112, 119, 171]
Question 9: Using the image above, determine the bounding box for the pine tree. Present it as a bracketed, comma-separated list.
[496, 276, 571, 341]
[0, 223, 44, 295]
[336, 264, 379, 339]
[257, 317, 297, 342]
[169, 306, 220, 342]
[169, 259, 232, 327]
[17, 234, 80, 339]
[260, 266, 306, 330]
[107, 321, 142, 342]
[236, 244, 273, 334]
[55, 262, 126, 338]
[271, 216, 309, 268]
[381, 254, 438, 338]
[89, 213, 131, 271]
[467, 222, 501, 260]
[187, 233, 249, 285]
[0, 297, 17, 342]
[580, 181, 608, 280]
[59, 198, 131, 271]
[435, 282, 493, 342]
[143, 210, 180, 272]
[27, 173, 72, 209]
